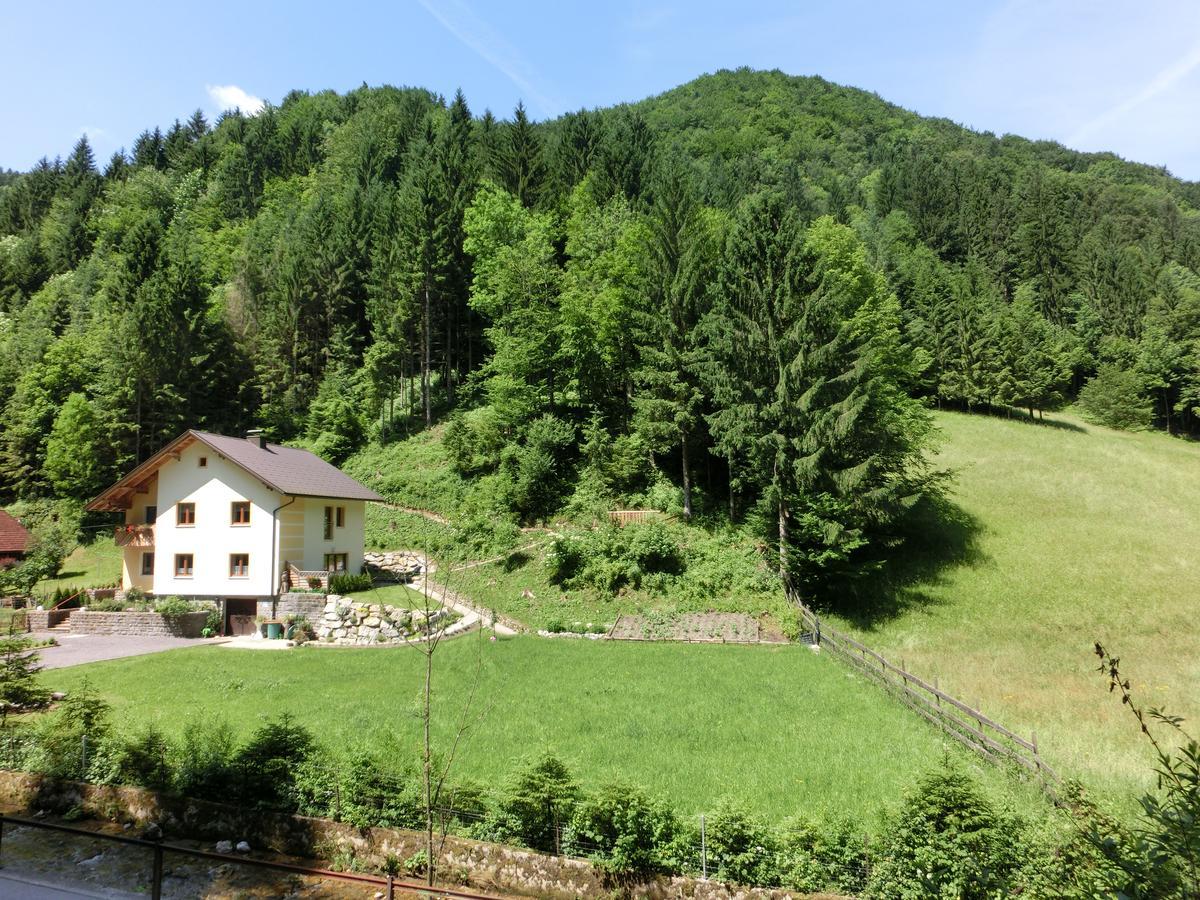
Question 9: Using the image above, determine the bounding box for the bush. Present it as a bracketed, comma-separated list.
[775, 817, 868, 894]
[547, 521, 684, 594]
[117, 726, 174, 790]
[445, 406, 508, 476]
[28, 678, 110, 780]
[866, 762, 1024, 898]
[1078, 365, 1152, 430]
[230, 715, 316, 810]
[705, 800, 777, 887]
[153, 596, 193, 616]
[497, 415, 576, 524]
[336, 754, 423, 829]
[329, 572, 373, 594]
[481, 753, 578, 854]
[174, 720, 236, 798]
[564, 781, 681, 877]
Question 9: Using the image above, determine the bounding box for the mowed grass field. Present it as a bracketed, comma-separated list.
[39, 637, 1039, 826]
[828, 410, 1200, 797]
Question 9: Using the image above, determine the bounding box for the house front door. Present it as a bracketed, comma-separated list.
[226, 598, 258, 636]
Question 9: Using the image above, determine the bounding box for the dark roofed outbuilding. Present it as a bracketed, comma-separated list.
[0, 509, 32, 568]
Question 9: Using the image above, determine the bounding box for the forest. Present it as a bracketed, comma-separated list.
[2, 67, 1199, 595]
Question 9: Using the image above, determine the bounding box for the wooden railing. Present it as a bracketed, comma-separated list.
[114, 525, 154, 548]
[790, 590, 1058, 785]
[607, 510, 669, 526]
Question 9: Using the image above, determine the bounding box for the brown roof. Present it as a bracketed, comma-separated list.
[0, 510, 32, 554]
[87, 430, 385, 512]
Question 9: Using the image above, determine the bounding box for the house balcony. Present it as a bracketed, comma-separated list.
[115, 525, 155, 548]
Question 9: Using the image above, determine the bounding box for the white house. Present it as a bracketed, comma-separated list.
[87, 429, 384, 634]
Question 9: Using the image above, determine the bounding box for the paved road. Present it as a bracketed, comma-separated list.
[32, 634, 225, 669]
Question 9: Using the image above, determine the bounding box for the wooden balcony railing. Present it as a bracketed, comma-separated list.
[114, 525, 155, 548]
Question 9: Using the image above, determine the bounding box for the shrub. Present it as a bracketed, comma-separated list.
[445, 406, 508, 476]
[336, 754, 423, 829]
[329, 572, 372, 594]
[1078, 365, 1152, 430]
[866, 762, 1024, 898]
[564, 781, 681, 877]
[775, 817, 868, 894]
[481, 753, 578, 854]
[117, 726, 174, 791]
[174, 720, 236, 798]
[28, 678, 110, 780]
[547, 521, 685, 594]
[231, 715, 316, 810]
[86, 598, 125, 612]
[705, 800, 777, 887]
[153, 596, 193, 616]
[497, 415, 576, 523]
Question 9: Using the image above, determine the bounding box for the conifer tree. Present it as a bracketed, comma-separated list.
[633, 160, 716, 518]
[495, 102, 545, 209]
[707, 195, 935, 590]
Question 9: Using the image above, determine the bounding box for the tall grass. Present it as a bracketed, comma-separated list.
[827, 410, 1200, 800]
[40, 637, 1043, 827]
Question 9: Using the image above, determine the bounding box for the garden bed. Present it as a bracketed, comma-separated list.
[608, 612, 772, 643]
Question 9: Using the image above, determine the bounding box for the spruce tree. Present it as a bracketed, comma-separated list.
[633, 159, 715, 518]
[495, 102, 545, 209]
[706, 195, 935, 592]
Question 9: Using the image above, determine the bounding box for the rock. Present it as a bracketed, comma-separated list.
[364, 616, 380, 627]
[236, 840, 251, 853]
[78, 853, 104, 867]
[50, 691, 66, 701]
[215, 840, 233, 853]
[144, 823, 163, 841]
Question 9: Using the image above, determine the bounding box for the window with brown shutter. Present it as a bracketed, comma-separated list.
[231, 501, 250, 525]
[323, 506, 333, 540]
[335, 506, 345, 528]
[177, 503, 195, 526]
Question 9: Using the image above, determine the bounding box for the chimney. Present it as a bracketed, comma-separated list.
[245, 428, 268, 450]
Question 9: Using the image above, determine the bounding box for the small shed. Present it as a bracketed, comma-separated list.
[0, 510, 32, 569]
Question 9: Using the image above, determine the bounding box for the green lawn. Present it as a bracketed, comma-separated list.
[39, 637, 1041, 827]
[826, 410, 1200, 799]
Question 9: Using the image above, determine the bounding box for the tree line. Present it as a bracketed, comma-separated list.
[1, 68, 1197, 592]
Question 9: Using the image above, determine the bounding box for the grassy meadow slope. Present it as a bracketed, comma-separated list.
[42, 636, 1037, 826]
[828, 410, 1200, 796]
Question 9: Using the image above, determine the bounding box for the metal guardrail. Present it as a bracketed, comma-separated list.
[0, 814, 508, 900]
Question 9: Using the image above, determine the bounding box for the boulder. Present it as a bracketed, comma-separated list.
[215, 840, 233, 853]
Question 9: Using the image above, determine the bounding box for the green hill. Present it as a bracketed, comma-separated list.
[828, 410, 1200, 796]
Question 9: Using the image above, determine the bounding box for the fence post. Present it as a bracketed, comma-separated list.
[700, 814, 707, 880]
[386, 873, 395, 900]
[1031, 731, 1040, 772]
[150, 841, 164, 900]
[934, 676, 940, 708]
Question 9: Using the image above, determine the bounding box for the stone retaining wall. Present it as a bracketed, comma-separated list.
[26, 609, 69, 631]
[68, 610, 208, 637]
[315, 594, 452, 645]
[270, 593, 327, 624]
[0, 771, 820, 899]
[363, 550, 424, 582]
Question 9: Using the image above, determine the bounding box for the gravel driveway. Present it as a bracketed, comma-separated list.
[32, 634, 225, 669]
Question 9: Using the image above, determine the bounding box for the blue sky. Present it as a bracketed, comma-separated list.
[5, 0, 1200, 179]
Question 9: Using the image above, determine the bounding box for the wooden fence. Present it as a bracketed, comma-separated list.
[607, 509, 670, 526]
[790, 591, 1058, 786]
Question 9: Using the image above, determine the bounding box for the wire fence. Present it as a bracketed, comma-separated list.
[788, 587, 1059, 789]
[0, 743, 871, 893]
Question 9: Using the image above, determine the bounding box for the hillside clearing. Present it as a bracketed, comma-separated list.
[827, 410, 1200, 797]
[39, 637, 1042, 826]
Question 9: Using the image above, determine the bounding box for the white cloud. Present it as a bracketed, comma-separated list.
[206, 84, 265, 115]
[414, 0, 556, 116]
